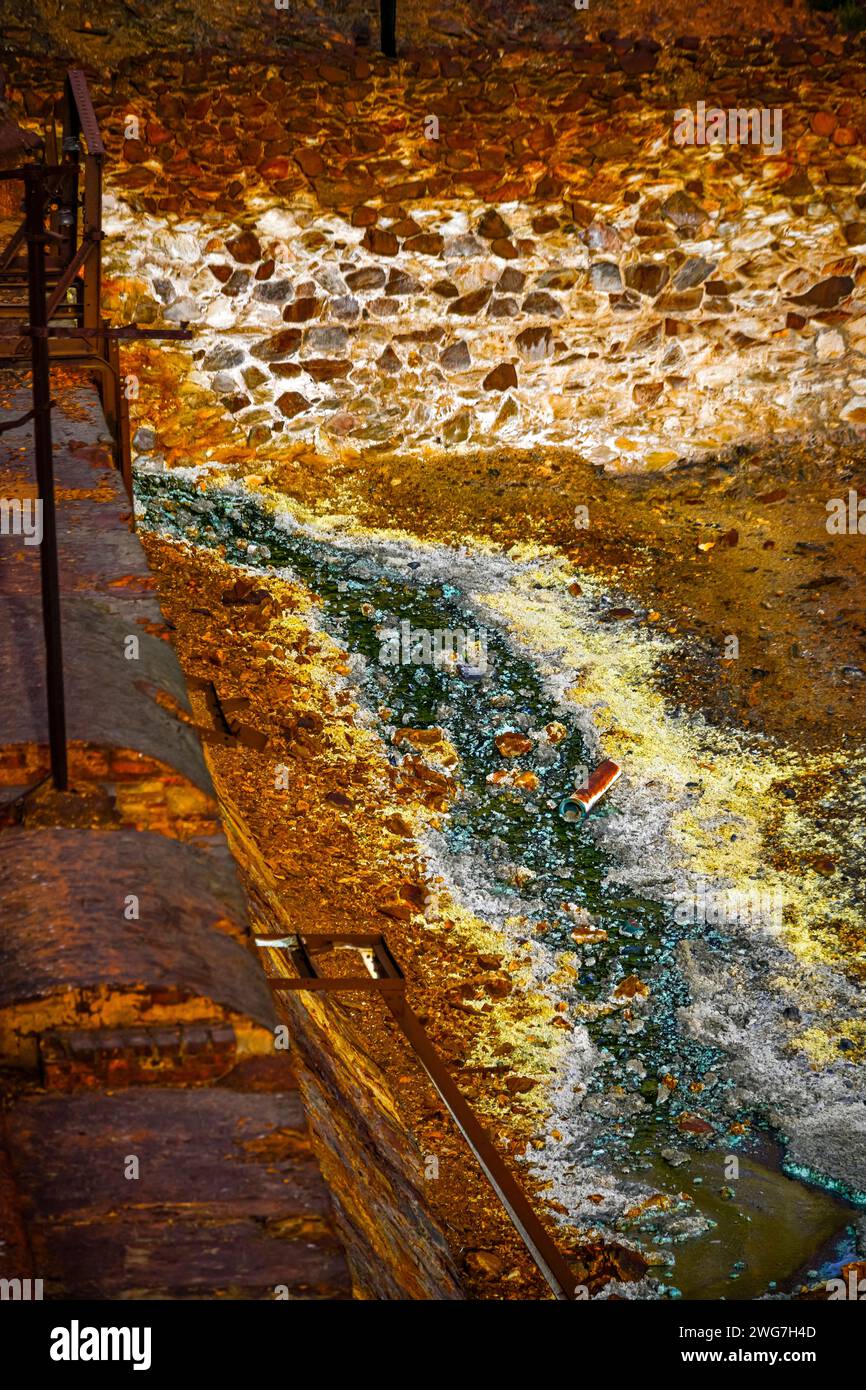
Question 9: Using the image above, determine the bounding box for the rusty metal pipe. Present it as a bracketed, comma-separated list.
[559, 758, 621, 821]
[25, 166, 67, 790]
[264, 931, 579, 1300]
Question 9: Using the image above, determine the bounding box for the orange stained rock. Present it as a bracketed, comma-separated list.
[812, 111, 838, 137]
[677, 1113, 715, 1136]
[613, 975, 650, 1000]
[570, 925, 609, 944]
[487, 768, 539, 791]
[494, 731, 533, 758]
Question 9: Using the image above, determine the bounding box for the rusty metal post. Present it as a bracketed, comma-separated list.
[108, 332, 132, 503]
[24, 166, 67, 790]
[58, 77, 80, 275]
[380, 0, 396, 57]
[264, 932, 579, 1300]
[81, 152, 101, 332]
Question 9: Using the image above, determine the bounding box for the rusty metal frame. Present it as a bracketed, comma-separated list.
[0, 70, 191, 496]
[261, 930, 579, 1301]
[0, 71, 191, 790]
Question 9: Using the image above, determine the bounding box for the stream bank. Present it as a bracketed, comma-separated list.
[139, 472, 866, 1299]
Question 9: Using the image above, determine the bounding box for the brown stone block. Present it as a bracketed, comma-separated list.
[386, 179, 427, 202]
[362, 227, 399, 256]
[282, 297, 321, 322]
[302, 360, 351, 382]
[403, 233, 444, 256]
[276, 391, 311, 419]
[39, 1022, 241, 1091]
[448, 286, 492, 315]
[225, 230, 261, 264]
[483, 363, 518, 392]
[4, 1090, 351, 1298]
[350, 205, 377, 227]
[252, 328, 303, 360]
[0, 828, 272, 1065]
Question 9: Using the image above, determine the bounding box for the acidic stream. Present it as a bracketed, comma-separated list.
[138, 471, 862, 1299]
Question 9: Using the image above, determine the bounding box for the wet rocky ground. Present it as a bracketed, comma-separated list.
[138, 522, 611, 1301]
[137, 471, 865, 1299]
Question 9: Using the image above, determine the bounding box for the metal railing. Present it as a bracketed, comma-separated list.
[263, 930, 580, 1300]
[0, 70, 190, 791]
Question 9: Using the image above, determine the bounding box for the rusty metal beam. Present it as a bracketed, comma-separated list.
[107, 331, 132, 497]
[81, 152, 102, 330]
[387, 995, 578, 1301]
[0, 218, 26, 271]
[24, 166, 67, 790]
[260, 930, 579, 1301]
[44, 233, 99, 319]
[66, 69, 105, 155]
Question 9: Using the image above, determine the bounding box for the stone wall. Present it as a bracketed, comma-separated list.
[75, 31, 866, 479]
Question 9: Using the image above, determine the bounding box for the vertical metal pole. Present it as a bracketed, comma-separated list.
[380, 0, 396, 57]
[25, 167, 68, 791]
[82, 152, 101, 332]
[107, 332, 133, 504]
[58, 82, 80, 277]
[62, 76, 81, 259]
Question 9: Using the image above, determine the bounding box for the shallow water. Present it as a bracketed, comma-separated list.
[138, 471, 862, 1298]
[642, 1143, 857, 1301]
